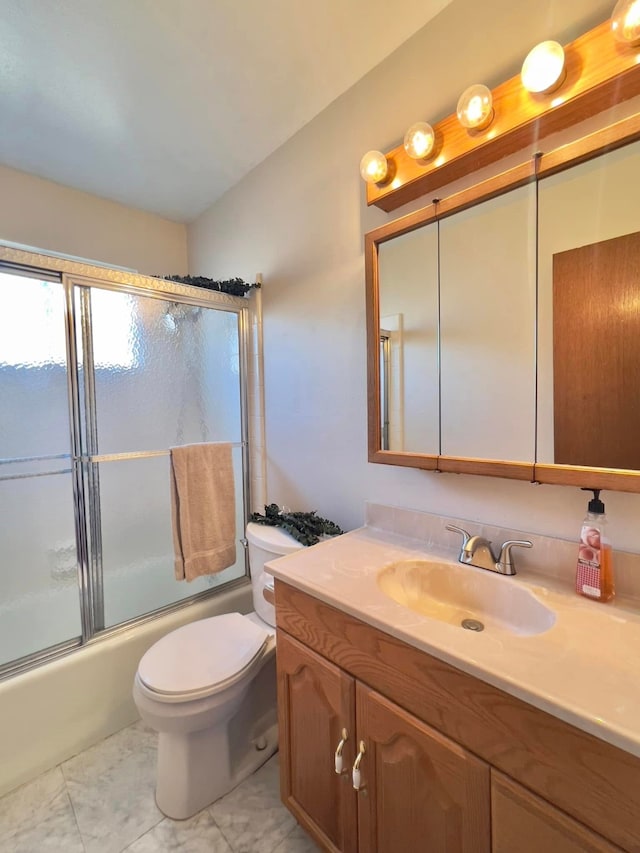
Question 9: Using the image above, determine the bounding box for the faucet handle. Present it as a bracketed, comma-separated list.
[497, 539, 532, 575]
[446, 524, 471, 550]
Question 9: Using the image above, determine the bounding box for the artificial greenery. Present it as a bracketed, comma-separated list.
[250, 503, 343, 546]
[160, 275, 259, 297]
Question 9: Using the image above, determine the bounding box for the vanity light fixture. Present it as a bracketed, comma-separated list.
[403, 122, 435, 159]
[521, 41, 566, 94]
[359, 150, 389, 184]
[456, 84, 494, 130]
[611, 0, 640, 45]
[365, 18, 640, 212]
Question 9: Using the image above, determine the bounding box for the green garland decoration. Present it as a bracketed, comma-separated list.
[159, 275, 259, 298]
[250, 503, 343, 547]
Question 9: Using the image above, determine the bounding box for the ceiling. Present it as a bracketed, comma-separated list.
[0, 0, 452, 222]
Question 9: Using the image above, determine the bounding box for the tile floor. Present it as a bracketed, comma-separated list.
[0, 721, 318, 853]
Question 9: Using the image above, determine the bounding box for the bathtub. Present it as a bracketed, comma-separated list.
[0, 582, 252, 797]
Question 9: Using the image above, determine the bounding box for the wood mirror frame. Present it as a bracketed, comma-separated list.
[365, 110, 640, 492]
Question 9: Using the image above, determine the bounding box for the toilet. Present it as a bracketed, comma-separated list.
[133, 522, 303, 819]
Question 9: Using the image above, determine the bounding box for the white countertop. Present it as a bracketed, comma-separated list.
[265, 525, 640, 758]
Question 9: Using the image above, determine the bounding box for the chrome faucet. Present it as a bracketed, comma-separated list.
[446, 525, 532, 576]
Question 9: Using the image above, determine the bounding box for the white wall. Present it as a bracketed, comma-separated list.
[188, 0, 640, 552]
[0, 164, 187, 275]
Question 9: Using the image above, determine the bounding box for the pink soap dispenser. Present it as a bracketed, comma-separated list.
[575, 489, 614, 603]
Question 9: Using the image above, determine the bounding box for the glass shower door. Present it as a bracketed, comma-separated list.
[76, 284, 247, 630]
[0, 271, 82, 665]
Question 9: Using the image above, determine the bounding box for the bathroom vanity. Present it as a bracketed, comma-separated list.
[267, 519, 640, 852]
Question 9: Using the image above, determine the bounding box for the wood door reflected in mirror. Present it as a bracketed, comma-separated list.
[537, 140, 640, 472]
[439, 185, 536, 463]
[377, 223, 439, 455]
[553, 231, 640, 469]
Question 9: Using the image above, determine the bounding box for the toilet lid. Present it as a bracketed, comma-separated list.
[138, 613, 269, 696]
[246, 521, 305, 555]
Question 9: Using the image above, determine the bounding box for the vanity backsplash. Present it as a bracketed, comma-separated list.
[365, 502, 640, 603]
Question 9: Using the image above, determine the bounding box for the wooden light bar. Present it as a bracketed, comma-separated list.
[367, 20, 640, 212]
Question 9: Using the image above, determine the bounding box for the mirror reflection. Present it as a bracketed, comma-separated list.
[439, 185, 536, 462]
[372, 135, 640, 480]
[537, 139, 640, 471]
[378, 223, 439, 455]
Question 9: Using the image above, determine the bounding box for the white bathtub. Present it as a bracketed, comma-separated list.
[0, 582, 252, 797]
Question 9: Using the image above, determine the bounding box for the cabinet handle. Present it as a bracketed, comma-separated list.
[334, 728, 349, 775]
[352, 740, 366, 790]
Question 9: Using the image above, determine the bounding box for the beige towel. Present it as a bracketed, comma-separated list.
[170, 442, 236, 582]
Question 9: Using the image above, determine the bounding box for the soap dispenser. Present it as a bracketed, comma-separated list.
[575, 488, 614, 602]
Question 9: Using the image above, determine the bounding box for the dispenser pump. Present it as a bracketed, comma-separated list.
[582, 487, 605, 515]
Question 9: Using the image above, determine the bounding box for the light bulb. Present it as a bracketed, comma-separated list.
[521, 41, 566, 94]
[403, 122, 435, 159]
[611, 0, 640, 45]
[359, 150, 388, 184]
[456, 84, 494, 130]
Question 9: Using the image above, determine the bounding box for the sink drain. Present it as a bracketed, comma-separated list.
[461, 618, 484, 632]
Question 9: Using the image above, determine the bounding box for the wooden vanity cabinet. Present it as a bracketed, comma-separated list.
[275, 580, 640, 852]
[356, 682, 490, 852]
[491, 773, 621, 853]
[277, 630, 358, 853]
[278, 630, 490, 853]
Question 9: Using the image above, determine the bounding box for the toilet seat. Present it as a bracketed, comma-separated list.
[138, 613, 269, 702]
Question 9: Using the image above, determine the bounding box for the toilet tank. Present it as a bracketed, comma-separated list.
[245, 522, 304, 626]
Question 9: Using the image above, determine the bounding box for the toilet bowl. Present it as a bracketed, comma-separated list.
[133, 522, 303, 819]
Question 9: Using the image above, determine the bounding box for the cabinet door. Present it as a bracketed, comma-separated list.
[277, 630, 358, 853]
[356, 683, 490, 853]
[491, 771, 622, 853]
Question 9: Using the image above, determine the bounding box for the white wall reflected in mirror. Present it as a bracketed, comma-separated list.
[439, 185, 537, 461]
[378, 223, 439, 455]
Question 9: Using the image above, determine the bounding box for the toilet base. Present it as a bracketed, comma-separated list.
[151, 653, 279, 820]
[155, 721, 278, 819]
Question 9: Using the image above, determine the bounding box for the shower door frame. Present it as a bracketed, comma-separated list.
[0, 251, 253, 679]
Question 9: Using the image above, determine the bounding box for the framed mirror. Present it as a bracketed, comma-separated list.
[377, 223, 439, 456]
[439, 184, 536, 465]
[365, 115, 640, 492]
[536, 139, 640, 482]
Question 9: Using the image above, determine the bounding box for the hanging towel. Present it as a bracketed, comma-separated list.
[170, 442, 236, 582]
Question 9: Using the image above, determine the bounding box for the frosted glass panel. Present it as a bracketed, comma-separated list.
[0, 272, 70, 459]
[0, 272, 247, 671]
[100, 449, 246, 628]
[0, 474, 81, 664]
[89, 289, 241, 453]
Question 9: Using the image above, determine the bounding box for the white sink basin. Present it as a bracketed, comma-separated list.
[377, 559, 555, 636]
